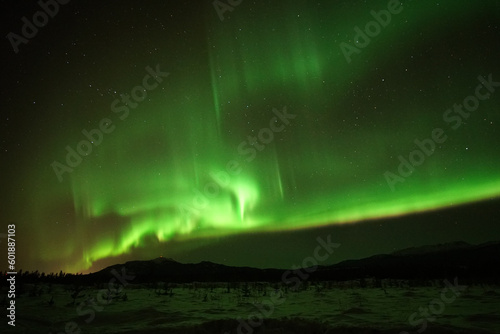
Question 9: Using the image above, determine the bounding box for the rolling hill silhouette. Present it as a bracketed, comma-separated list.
[87, 240, 500, 283]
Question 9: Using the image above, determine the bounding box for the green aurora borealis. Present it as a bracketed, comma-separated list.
[2, 0, 500, 274]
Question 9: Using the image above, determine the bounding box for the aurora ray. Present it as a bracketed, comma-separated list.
[2, 0, 500, 274]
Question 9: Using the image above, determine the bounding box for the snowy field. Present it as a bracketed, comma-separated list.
[3, 280, 499, 334]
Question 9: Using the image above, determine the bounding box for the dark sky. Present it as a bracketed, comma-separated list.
[1, 0, 500, 274]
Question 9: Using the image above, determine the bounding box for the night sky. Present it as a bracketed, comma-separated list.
[1, 0, 500, 274]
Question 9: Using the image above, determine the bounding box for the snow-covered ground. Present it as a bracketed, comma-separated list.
[3, 280, 499, 333]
